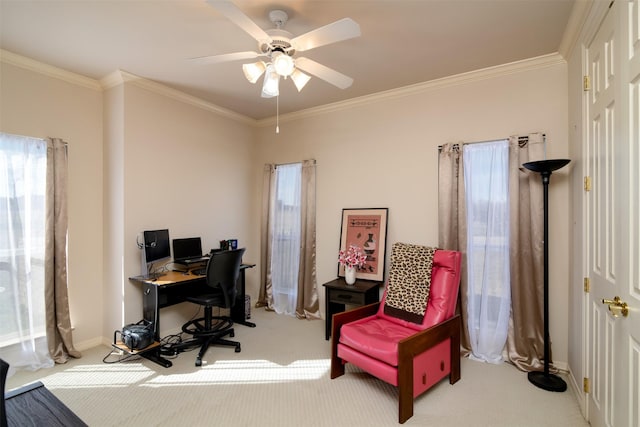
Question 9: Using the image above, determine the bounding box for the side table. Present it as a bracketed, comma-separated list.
[322, 277, 380, 340]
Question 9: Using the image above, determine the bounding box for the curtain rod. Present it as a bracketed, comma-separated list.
[437, 134, 545, 152]
[274, 159, 316, 168]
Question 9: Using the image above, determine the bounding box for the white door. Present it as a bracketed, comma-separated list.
[586, 1, 640, 426]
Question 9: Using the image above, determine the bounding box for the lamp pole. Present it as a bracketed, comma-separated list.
[522, 158, 570, 392]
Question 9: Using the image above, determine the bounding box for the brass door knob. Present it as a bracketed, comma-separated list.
[601, 296, 629, 317]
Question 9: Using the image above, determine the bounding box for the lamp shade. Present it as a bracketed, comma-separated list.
[242, 61, 266, 83]
[522, 159, 571, 174]
[291, 69, 311, 91]
[261, 64, 280, 98]
[272, 51, 294, 77]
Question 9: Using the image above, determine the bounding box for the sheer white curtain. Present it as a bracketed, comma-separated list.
[463, 140, 511, 364]
[270, 163, 302, 315]
[0, 133, 54, 375]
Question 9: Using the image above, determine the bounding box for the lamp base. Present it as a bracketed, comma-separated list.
[528, 371, 567, 392]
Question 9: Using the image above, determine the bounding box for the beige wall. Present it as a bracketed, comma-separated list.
[254, 56, 571, 365]
[103, 78, 257, 340]
[0, 59, 257, 348]
[0, 61, 104, 349]
[103, 83, 126, 342]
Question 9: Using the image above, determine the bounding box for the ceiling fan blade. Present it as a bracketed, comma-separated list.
[190, 51, 263, 64]
[291, 18, 360, 52]
[294, 57, 353, 89]
[207, 0, 272, 43]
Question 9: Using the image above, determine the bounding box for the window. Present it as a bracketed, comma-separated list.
[269, 163, 302, 315]
[0, 133, 51, 366]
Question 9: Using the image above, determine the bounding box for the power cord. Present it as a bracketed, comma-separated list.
[102, 347, 142, 364]
[158, 306, 204, 355]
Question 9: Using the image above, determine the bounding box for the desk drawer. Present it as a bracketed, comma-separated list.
[329, 290, 365, 305]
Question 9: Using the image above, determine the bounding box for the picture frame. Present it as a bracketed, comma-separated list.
[338, 208, 389, 282]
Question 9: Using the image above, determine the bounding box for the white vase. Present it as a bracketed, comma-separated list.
[345, 266, 357, 285]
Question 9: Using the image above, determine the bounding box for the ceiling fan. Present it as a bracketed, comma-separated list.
[195, 0, 361, 98]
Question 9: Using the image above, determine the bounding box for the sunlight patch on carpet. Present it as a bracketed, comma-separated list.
[41, 363, 155, 388]
[143, 358, 330, 387]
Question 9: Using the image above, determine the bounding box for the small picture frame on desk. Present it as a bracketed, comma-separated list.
[338, 208, 388, 282]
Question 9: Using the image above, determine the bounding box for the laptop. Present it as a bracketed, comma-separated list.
[172, 237, 209, 265]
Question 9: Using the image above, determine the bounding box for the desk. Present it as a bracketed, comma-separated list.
[129, 263, 254, 367]
[322, 278, 380, 340]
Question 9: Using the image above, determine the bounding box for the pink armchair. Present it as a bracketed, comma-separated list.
[330, 244, 462, 423]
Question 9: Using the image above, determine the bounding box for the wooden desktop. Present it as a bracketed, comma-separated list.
[129, 263, 254, 367]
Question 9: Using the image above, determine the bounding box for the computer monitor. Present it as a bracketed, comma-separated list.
[143, 229, 171, 264]
[172, 237, 203, 263]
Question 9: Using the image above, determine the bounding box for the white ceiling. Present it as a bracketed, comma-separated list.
[0, 0, 577, 120]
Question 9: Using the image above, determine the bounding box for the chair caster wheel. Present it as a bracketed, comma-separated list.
[195, 358, 202, 367]
[235, 345, 241, 353]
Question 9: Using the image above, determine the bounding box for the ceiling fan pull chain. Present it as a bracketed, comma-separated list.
[276, 94, 280, 134]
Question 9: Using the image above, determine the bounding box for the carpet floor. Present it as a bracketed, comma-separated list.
[6, 307, 588, 426]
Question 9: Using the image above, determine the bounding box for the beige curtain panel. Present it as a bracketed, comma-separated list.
[44, 138, 80, 364]
[438, 134, 553, 372]
[257, 164, 276, 309]
[295, 159, 319, 319]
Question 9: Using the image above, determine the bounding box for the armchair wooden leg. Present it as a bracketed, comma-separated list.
[331, 358, 345, 379]
[330, 333, 345, 379]
[450, 315, 461, 384]
[398, 385, 413, 424]
[397, 353, 413, 424]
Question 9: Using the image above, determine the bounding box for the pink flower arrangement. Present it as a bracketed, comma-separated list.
[338, 244, 368, 269]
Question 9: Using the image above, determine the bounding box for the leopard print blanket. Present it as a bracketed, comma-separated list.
[383, 243, 437, 324]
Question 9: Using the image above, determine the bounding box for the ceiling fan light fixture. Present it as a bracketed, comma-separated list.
[242, 61, 266, 83]
[261, 64, 280, 98]
[290, 69, 311, 92]
[272, 51, 294, 77]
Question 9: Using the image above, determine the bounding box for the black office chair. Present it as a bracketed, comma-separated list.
[174, 248, 245, 366]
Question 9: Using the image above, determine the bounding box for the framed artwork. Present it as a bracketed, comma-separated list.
[338, 208, 389, 282]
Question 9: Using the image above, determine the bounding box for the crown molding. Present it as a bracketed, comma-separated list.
[1, 50, 254, 126]
[257, 53, 567, 127]
[2, 48, 566, 130]
[0, 49, 102, 91]
[100, 70, 255, 126]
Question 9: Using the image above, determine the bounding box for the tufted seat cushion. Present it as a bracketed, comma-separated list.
[338, 316, 415, 366]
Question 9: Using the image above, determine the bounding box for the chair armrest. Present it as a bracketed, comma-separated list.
[330, 302, 380, 379]
[398, 314, 461, 359]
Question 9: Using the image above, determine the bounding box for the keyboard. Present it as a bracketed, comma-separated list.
[192, 268, 206, 276]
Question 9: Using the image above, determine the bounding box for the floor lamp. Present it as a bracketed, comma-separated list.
[522, 158, 570, 392]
